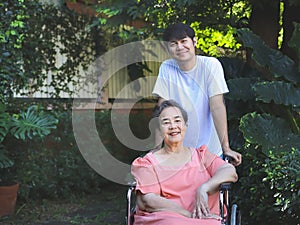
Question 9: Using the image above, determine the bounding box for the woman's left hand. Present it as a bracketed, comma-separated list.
[192, 186, 222, 220]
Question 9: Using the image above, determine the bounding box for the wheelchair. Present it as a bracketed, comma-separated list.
[125, 156, 241, 225]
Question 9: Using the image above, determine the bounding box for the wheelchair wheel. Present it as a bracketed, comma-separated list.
[230, 204, 241, 225]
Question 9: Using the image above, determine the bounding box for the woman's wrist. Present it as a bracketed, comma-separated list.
[181, 209, 192, 218]
[198, 183, 209, 193]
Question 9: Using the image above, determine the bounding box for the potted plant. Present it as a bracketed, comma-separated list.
[0, 100, 58, 216]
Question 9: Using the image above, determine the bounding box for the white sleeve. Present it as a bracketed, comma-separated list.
[152, 64, 170, 100]
[207, 57, 229, 97]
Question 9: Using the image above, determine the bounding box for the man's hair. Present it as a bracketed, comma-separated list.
[162, 23, 195, 42]
[152, 100, 188, 124]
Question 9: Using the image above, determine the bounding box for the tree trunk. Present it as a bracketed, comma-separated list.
[249, 0, 281, 49]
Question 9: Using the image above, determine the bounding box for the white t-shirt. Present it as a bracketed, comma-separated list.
[152, 55, 229, 155]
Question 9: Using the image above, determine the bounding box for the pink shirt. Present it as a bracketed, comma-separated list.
[131, 145, 226, 225]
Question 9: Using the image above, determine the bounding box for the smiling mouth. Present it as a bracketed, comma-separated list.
[169, 132, 180, 136]
[177, 51, 187, 56]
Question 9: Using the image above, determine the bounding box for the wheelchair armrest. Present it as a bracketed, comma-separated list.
[220, 182, 232, 191]
[220, 155, 234, 192]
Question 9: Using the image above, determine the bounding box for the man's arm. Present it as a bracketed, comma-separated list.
[209, 94, 242, 166]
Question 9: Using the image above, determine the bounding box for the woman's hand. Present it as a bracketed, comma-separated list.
[192, 185, 222, 220]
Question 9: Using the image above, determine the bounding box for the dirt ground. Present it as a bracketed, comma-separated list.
[0, 183, 128, 225]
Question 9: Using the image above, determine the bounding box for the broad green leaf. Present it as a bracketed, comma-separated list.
[254, 81, 300, 107]
[0, 147, 14, 169]
[10, 106, 58, 140]
[237, 28, 300, 84]
[226, 78, 256, 101]
[219, 57, 246, 79]
[239, 112, 300, 155]
[288, 22, 300, 72]
[288, 22, 300, 51]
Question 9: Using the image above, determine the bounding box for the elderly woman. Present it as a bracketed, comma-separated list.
[131, 100, 238, 225]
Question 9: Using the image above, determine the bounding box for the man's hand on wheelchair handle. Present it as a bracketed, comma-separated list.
[222, 147, 242, 166]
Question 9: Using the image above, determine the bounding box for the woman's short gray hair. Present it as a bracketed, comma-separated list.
[152, 100, 188, 124]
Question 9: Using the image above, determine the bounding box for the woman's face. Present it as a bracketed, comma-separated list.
[159, 106, 187, 145]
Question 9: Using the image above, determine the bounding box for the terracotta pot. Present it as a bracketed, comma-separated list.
[0, 182, 19, 216]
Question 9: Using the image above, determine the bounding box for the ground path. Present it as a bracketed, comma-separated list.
[0, 183, 128, 225]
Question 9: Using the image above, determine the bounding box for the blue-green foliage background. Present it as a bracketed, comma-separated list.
[0, 0, 299, 224]
[219, 27, 300, 225]
[5, 108, 147, 199]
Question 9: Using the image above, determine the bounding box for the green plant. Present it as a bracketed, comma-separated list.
[8, 108, 152, 200]
[0, 0, 103, 185]
[0, 0, 100, 99]
[10, 110, 101, 200]
[0, 101, 58, 179]
[220, 26, 300, 224]
[264, 149, 300, 217]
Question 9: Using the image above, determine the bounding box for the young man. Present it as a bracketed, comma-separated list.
[152, 23, 242, 166]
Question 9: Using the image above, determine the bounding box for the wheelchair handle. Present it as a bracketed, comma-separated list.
[223, 155, 232, 163]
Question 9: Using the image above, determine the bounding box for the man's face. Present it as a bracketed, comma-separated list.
[166, 36, 197, 63]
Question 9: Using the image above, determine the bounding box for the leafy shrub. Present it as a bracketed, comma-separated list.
[264, 149, 299, 219]
[221, 27, 300, 224]
[11, 108, 151, 200]
[234, 146, 300, 225]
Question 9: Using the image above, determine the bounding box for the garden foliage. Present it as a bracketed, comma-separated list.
[0, 1, 299, 225]
[0, 0, 99, 98]
[220, 27, 300, 225]
[10, 109, 147, 199]
[0, 0, 101, 171]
